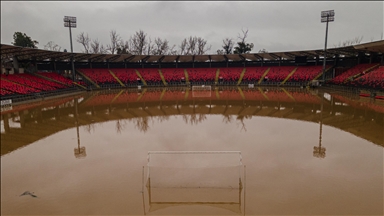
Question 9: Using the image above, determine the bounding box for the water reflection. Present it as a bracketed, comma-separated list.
[1, 87, 383, 215]
[1, 87, 383, 157]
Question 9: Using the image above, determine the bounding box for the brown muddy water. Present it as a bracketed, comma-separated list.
[1, 87, 383, 215]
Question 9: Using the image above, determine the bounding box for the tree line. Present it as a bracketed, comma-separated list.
[12, 29, 375, 56]
[11, 29, 269, 55]
[75, 28, 262, 55]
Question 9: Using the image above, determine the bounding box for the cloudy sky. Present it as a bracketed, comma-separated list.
[1, 1, 383, 54]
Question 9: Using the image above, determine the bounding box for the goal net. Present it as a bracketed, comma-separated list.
[142, 151, 245, 214]
[192, 85, 212, 97]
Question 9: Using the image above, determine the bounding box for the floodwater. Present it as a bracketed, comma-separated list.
[1, 86, 383, 215]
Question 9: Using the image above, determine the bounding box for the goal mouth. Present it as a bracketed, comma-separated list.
[142, 151, 245, 214]
[192, 85, 212, 98]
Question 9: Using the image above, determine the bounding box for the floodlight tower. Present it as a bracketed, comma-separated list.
[321, 10, 335, 83]
[64, 16, 77, 81]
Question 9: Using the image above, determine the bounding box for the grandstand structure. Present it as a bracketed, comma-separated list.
[1, 40, 383, 103]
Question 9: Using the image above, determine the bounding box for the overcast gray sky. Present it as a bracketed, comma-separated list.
[1, 1, 383, 54]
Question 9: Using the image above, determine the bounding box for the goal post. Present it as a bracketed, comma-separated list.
[142, 151, 245, 214]
[192, 85, 212, 97]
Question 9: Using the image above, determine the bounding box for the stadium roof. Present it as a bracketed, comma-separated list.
[1, 40, 383, 63]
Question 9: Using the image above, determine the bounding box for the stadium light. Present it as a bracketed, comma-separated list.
[321, 10, 334, 83]
[64, 16, 77, 81]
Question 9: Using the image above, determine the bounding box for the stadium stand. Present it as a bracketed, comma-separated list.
[350, 66, 384, 90]
[1, 77, 41, 94]
[266, 66, 296, 83]
[109, 69, 139, 84]
[186, 68, 217, 83]
[136, 68, 162, 85]
[160, 68, 186, 84]
[3, 74, 58, 91]
[218, 67, 243, 83]
[328, 63, 377, 85]
[242, 66, 269, 83]
[37, 72, 75, 86]
[78, 69, 116, 85]
[287, 66, 324, 82]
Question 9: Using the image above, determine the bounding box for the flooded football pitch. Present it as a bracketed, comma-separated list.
[1, 86, 383, 215]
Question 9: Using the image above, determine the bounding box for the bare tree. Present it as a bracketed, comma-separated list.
[186, 36, 197, 55]
[152, 37, 176, 55]
[107, 30, 122, 54]
[334, 36, 364, 48]
[179, 36, 211, 55]
[196, 37, 211, 55]
[76, 32, 91, 53]
[116, 40, 132, 54]
[90, 38, 107, 54]
[221, 38, 234, 54]
[131, 30, 148, 55]
[179, 38, 188, 55]
[258, 48, 268, 53]
[234, 28, 254, 54]
[146, 37, 154, 55]
[44, 41, 61, 51]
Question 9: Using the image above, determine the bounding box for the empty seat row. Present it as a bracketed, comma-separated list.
[3, 74, 57, 91]
[218, 67, 243, 82]
[109, 69, 139, 83]
[350, 66, 384, 90]
[329, 64, 377, 84]
[186, 68, 217, 82]
[161, 68, 185, 83]
[79, 69, 116, 84]
[37, 72, 75, 86]
[288, 66, 324, 82]
[0, 78, 41, 94]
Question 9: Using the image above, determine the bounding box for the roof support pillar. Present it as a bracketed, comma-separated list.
[357, 52, 363, 64]
[53, 59, 57, 72]
[334, 54, 339, 66]
[13, 55, 19, 74]
[369, 53, 373, 64]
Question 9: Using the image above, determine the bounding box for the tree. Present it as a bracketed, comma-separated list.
[76, 32, 91, 53]
[12, 32, 38, 48]
[90, 38, 107, 54]
[334, 36, 364, 48]
[217, 38, 234, 54]
[258, 48, 268, 53]
[196, 37, 211, 55]
[116, 40, 130, 54]
[44, 41, 61, 51]
[233, 29, 254, 54]
[178, 36, 211, 55]
[106, 30, 122, 54]
[130, 30, 149, 55]
[152, 37, 176, 55]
